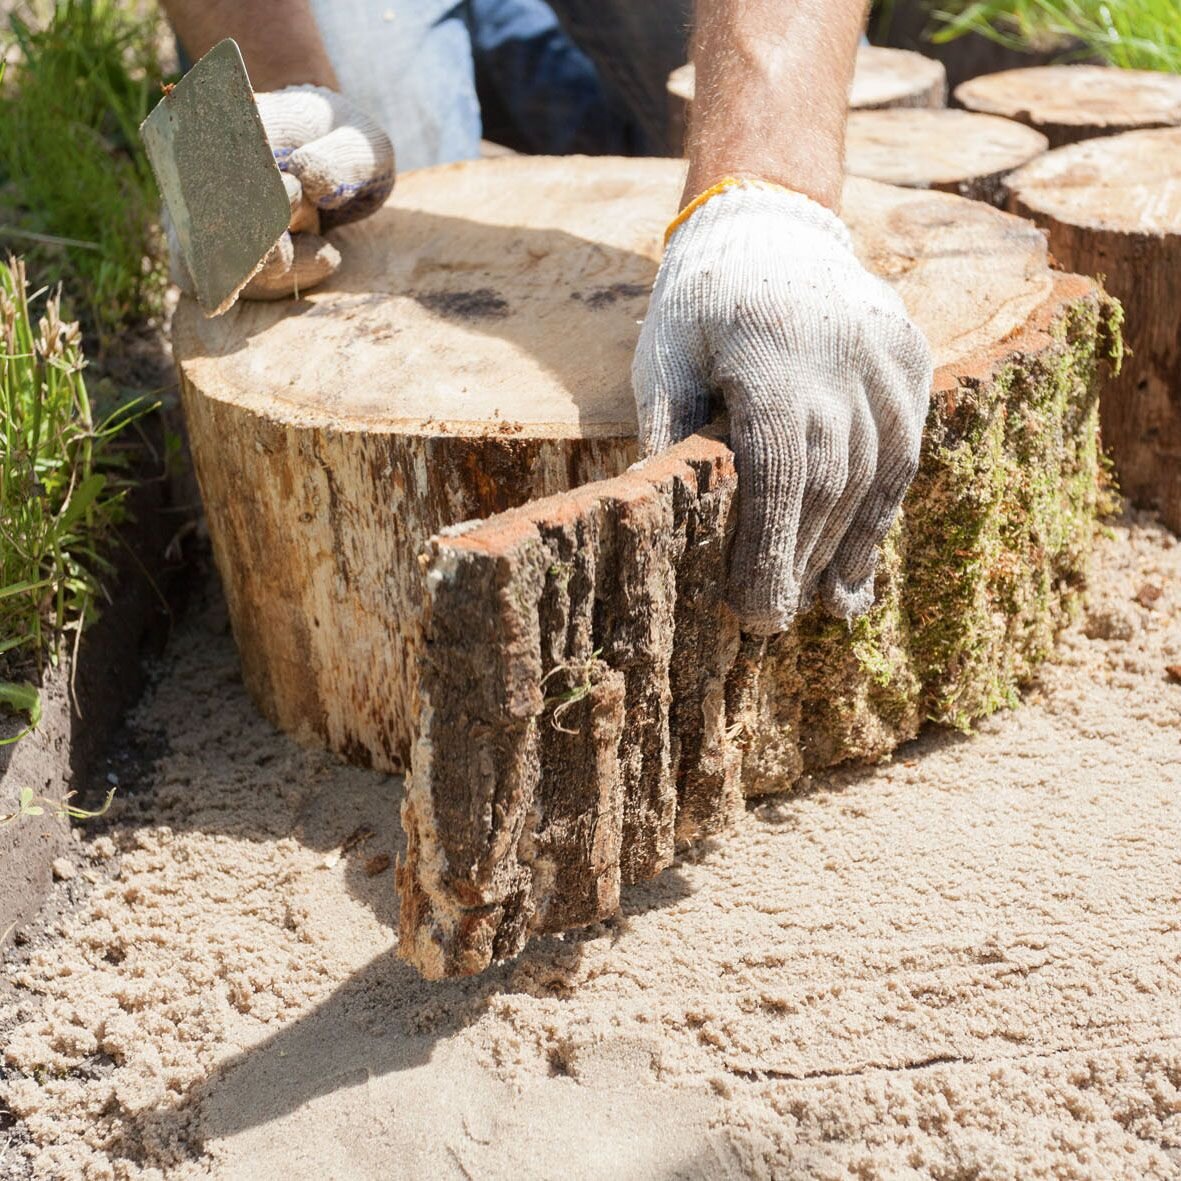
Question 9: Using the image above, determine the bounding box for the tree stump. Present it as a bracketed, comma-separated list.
[171, 158, 1119, 977]
[845, 108, 1047, 205]
[955, 65, 1181, 149]
[1005, 128, 1181, 529]
[666, 46, 947, 153]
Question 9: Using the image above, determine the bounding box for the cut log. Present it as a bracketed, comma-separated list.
[666, 46, 947, 153]
[845, 109, 1047, 205]
[172, 156, 1091, 777]
[171, 157, 1119, 978]
[1005, 128, 1181, 530]
[955, 65, 1181, 149]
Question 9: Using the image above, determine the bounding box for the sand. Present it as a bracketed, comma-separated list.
[1, 513, 1179, 1180]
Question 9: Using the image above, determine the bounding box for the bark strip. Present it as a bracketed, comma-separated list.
[400, 280, 1120, 979]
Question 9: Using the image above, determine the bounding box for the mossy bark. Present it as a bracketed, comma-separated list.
[399, 280, 1122, 979]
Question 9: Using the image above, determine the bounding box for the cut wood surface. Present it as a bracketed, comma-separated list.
[666, 46, 947, 152]
[1005, 128, 1181, 530]
[173, 156, 1068, 777]
[956, 65, 1181, 148]
[845, 109, 1047, 205]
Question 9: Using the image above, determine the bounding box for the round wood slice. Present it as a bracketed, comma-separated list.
[666, 46, 947, 151]
[956, 65, 1181, 148]
[1005, 128, 1181, 528]
[849, 45, 949, 110]
[845, 108, 1048, 205]
[173, 155, 1060, 772]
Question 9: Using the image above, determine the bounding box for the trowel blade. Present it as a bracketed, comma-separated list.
[140, 39, 290, 316]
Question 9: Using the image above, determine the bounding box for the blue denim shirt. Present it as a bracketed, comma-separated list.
[309, 0, 479, 171]
[309, 0, 642, 169]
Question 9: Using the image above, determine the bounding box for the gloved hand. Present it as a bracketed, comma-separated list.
[632, 178, 933, 635]
[244, 86, 395, 299]
[166, 86, 395, 302]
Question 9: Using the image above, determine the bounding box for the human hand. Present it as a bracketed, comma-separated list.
[166, 85, 395, 303]
[242, 85, 395, 299]
[632, 179, 933, 635]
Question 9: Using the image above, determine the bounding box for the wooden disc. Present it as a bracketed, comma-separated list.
[956, 65, 1181, 148]
[666, 46, 946, 153]
[1005, 128, 1181, 525]
[850, 45, 948, 110]
[1004, 126, 1181, 234]
[175, 157, 1052, 427]
[845, 108, 1048, 204]
[667, 45, 947, 111]
[173, 156, 1057, 772]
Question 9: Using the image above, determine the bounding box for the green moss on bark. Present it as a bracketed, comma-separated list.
[739, 289, 1122, 792]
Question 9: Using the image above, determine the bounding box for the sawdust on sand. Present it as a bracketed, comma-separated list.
[2, 513, 1180, 1180]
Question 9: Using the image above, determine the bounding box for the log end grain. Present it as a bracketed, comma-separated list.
[955, 65, 1181, 148]
[845, 109, 1048, 205]
[850, 46, 948, 110]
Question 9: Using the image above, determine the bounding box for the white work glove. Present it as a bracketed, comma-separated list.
[166, 86, 395, 302]
[244, 86, 395, 299]
[632, 179, 933, 635]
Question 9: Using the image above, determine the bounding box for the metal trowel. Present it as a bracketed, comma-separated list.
[140, 39, 290, 317]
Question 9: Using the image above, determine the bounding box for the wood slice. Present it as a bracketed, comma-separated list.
[666, 46, 948, 153]
[845, 109, 1047, 205]
[1005, 128, 1181, 529]
[956, 65, 1181, 148]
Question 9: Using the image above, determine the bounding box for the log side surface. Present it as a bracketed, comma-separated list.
[1005, 128, 1181, 529]
[845, 109, 1048, 205]
[955, 65, 1181, 148]
[173, 158, 1061, 774]
[396, 187, 1118, 977]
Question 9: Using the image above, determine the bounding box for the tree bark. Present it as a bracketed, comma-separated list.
[955, 66, 1181, 149]
[1005, 128, 1181, 530]
[402, 269, 1119, 977]
[845, 109, 1047, 206]
[666, 46, 947, 154]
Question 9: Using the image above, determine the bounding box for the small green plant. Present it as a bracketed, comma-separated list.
[0, 679, 40, 745]
[0, 0, 168, 350]
[929, 0, 1181, 73]
[1, 255, 149, 685]
[0, 784, 115, 827]
[542, 648, 608, 733]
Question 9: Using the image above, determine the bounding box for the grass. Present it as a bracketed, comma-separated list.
[0, 0, 168, 352]
[0, 255, 149, 697]
[928, 0, 1181, 72]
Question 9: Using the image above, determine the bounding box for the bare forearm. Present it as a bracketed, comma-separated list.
[161, 0, 337, 90]
[685, 0, 866, 211]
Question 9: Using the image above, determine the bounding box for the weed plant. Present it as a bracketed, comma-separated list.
[0, 0, 168, 351]
[0, 255, 147, 693]
[929, 0, 1181, 72]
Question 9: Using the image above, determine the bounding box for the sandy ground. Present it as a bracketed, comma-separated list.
[1, 514, 1179, 1181]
